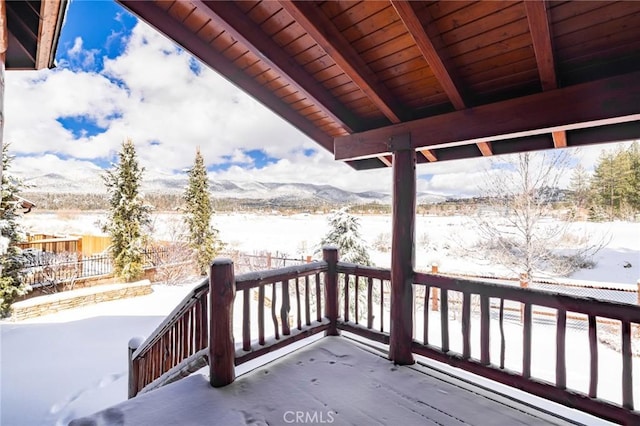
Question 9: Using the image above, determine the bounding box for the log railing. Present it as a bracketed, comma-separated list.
[128, 278, 209, 397]
[411, 272, 640, 425]
[335, 262, 391, 344]
[128, 249, 640, 423]
[209, 251, 332, 386]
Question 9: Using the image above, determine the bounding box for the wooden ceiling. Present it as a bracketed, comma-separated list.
[118, 1, 640, 169]
[2, 0, 67, 70]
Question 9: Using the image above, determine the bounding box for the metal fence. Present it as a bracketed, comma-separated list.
[19, 248, 170, 288]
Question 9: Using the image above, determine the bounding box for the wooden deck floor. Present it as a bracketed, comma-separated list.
[72, 337, 581, 426]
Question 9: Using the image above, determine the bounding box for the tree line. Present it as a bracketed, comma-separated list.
[572, 141, 640, 220]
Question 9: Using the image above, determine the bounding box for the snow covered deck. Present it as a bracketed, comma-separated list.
[71, 336, 576, 426]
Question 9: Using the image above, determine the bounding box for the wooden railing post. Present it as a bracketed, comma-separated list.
[389, 145, 415, 365]
[520, 272, 528, 323]
[209, 258, 236, 387]
[128, 336, 144, 398]
[430, 264, 439, 311]
[323, 246, 340, 336]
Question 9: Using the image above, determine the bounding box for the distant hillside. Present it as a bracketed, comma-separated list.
[21, 172, 448, 209]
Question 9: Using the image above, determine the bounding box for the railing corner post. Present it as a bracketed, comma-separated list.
[323, 246, 340, 336]
[128, 336, 144, 399]
[209, 258, 236, 387]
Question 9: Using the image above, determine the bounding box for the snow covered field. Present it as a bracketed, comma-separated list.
[1, 212, 639, 425]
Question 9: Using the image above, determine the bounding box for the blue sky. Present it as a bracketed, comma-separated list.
[4, 0, 625, 196]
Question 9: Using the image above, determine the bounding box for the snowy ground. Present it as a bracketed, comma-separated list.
[1, 212, 639, 425]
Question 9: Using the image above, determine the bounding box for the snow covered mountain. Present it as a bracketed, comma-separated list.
[20, 172, 447, 204]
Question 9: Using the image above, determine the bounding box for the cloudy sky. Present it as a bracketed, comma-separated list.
[4, 1, 631, 197]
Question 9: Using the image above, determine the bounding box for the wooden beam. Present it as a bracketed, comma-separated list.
[279, 0, 404, 124]
[391, 1, 465, 110]
[379, 155, 392, 167]
[477, 142, 493, 157]
[334, 71, 640, 160]
[419, 149, 437, 162]
[389, 148, 415, 365]
[0, 0, 8, 55]
[35, 0, 64, 69]
[524, 0, 557, 91]
[118, 0, 334, 153]
[552, 131, 567, 148]
[195, 0, 360, 133]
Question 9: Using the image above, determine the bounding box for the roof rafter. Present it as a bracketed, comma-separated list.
[525, 0, 557, 91]
[334, 70, 640, 160]
[278, 0, 405, 124]
[195, 0, 361, 133]
[419, 149, 437, 162]
[391, 1, 495, 158]
[118, 0, 334, 153]
[391, 1, 465, 110]
[476, 142, 493, 157]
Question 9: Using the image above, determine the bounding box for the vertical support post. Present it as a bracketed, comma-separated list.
[127, 336, 144, 399]
[389, 147, 416, 365]
[520, 272, 528, 323]
[209, 258, 235, 387]
[323, 246, 340, 336]
[430, 264, 439, 311]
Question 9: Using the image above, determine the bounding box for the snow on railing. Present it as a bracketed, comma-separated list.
[128, 277, 209, 397]
[127, 249, 640, 424]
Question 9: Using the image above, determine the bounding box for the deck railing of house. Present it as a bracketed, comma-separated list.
[128, 278, 209, 397]
[128, 247, 639, 424]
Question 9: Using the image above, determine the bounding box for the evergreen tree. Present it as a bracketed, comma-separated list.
[568, 164, 590, 210]
[184, 148, 222, 275]
[317, 207, 371, 265]
[590, 148, 629, 219]
[1, 144, 28, 316]
[102, 139, 151, 281]
[624, 141, 640, 213]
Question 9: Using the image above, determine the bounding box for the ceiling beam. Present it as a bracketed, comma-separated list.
[118, 0, 334, 153]
[391, 0, 465, 110]
[525, 1, 568, 152]
[0, 0, 7, 56]
[195, 1, 361, 133]
[279, 0, 405, 124]
[379, 155, 393, 167]
[524, 0, 557, 91]
[35, 0, 65, 69]
[334, 70, 640, 160]
[552, 131, 567, 148]
[419, 149, 437, 162]
[476, 142, 493, 157]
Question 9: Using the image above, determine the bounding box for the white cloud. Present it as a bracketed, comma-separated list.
[3, 18, 637, 197]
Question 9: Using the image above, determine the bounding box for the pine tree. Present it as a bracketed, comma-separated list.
[102, 139, 151, 282]
[568, 164, 590, 210]
[623, 141, 640, 213]
[590, 148, 629, 220]
[184, 148, 222, 275]
[317, 207, 371, 265]
[1, 144, 28, 316]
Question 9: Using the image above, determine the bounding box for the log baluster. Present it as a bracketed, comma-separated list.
[354, 275, 360, 324]
[621, 320, 633, 410]
[523, 303, 532, 378]
[556, 309, 566, 389]
[441, 289, 449, 352]
[296, 277, 302, 330]
[480, 295, 490, 365]
[423, 284, 430, 345]
[281, 280, 291, 335]
[271, 283, 280, 340]
[462, 292, 471, 359]
[499, 299, 505, 369]
[588, 315, 598, 398]
[242, 289, 251, 351]
[305, 275, 311, 326]
[323, 247, 339, 336]
[258, 286, 265, 345]
[344, 273, 350, 322]
[315, 273, 322, 323]
[367, 277, 374, 329]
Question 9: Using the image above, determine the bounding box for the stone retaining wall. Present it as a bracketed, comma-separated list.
[10, 280, 153, 321]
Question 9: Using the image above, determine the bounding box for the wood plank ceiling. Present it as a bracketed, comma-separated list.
[118, 1, 640, 169]
[4, 0, 67, 70]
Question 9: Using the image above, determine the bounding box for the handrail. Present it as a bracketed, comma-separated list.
[128, 277, 209, 397]
[132, 278, 209, 359]
[127, 254, 639, 423]
[414, 272, 640, 322]
[412, 271, 640, 424]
